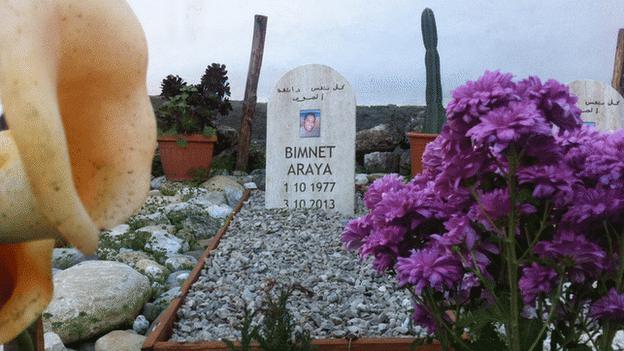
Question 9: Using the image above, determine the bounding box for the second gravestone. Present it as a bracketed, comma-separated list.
[569, 80, 624, 131]
[266, 64, 355, 215]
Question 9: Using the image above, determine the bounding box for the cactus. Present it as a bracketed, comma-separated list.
[421, 8, 446, 134]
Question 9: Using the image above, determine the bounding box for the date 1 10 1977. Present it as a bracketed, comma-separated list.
[284, 182, 336, 193]
[284, 198, 336, 209]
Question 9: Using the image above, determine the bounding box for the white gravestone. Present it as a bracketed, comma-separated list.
[569, 80, 624, 131]
[266, 64, 355, 215]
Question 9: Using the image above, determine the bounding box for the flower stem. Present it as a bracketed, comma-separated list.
[505, 149, 521, 351]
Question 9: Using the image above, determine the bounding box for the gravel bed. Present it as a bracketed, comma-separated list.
[170, 191, 424, 342]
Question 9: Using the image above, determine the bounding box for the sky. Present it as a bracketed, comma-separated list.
[1, 0, 613, 109]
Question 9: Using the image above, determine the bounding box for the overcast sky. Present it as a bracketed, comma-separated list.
[126, 0, 624, 106]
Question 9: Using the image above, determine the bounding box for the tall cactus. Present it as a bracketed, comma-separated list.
[421, 8, 446, 134]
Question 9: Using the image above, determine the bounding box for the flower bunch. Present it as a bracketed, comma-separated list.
[343, 71, 624, 351]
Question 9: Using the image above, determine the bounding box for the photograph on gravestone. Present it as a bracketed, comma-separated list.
[569, 79, 624, 131]
[266, 64, 355, 215]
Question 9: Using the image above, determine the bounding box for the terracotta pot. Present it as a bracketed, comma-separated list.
[406, 132, 438, 176]
[157, 134, 217, 181]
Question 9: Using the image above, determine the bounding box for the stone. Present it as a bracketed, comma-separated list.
[141, 303, 161, 323]
[52, 248, 87, 270]
[224, 186, 244, 207]
[132, 315, 149, 335]
[201, 175, 244, 193]
[569, 80, 624, 131]
[187, 191, 227, 208]
[150, 176, 166, 190]
[356, 124, 402, 154]
[243, 182, 258, 190]
[139, 226, 189, 263]
[166, 270, 191, 288]
[354, 173, 368, 186]
[250, 169, 266, 191]
[44, 331, 67, 351]
[364, 152, 399, 173]
[43, 261, 151, 344]
[398, 147, 411, 176]
[153, 287, 181, 310]
[164, 254, 197, 272]
[266, 64, 356, 215]
[207, 204, 233, 219]
[215, 125, 239, 153]
[114, 250, 152, 267]
[94, 330, 145, 351]
[134, 259, 170, 284]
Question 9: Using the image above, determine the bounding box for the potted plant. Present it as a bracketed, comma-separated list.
[407, 8, 446, 176]
[157, 64, 233, 181]
[344, 71, 624, 350]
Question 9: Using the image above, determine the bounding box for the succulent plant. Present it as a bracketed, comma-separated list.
[421, 8, 446, 134]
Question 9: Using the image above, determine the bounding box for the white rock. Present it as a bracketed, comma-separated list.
[94, 330, 145, 351]
[187, 191, 228, 208]
[140, 226, 188, 260]
[134, 258, 169, 283]
[243, 182, 258, 190]
[44, 332, 67, 351]
[52, 248, 87, 270]
[201, 175, 244, 192]
[354, 173, 369, 186]
[207, 204, 233, 219]
[150, 176, 166, 190]
[224, 186, 243, 207]
[164, 254, 197, 272]
[43, 261, 151, 344]
[132, 315, 149, 335]
[107, 224, 131, 238]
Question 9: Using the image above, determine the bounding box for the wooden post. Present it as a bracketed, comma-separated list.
[235, 15, 267, 171]
[612, 28, 624, 96]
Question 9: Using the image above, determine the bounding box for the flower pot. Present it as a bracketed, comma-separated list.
[157, 134, 217, 181]
[406, 132, 438, 176]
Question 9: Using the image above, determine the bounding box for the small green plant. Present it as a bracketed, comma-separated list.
[157, 64, 232, 135]
[224, 282, 316, 351]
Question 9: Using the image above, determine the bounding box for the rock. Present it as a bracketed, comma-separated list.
[354, 173, 368, 186]
[94, 330, 145, 351]
[43, 261, 151, 344]
[243, 182, 258, 190]
[154, 287, 180, 307]
[187, 191, 228, 208]
[139, 226, 189, 263]
[150, 176, 166, 190]
[114, 251, 152, 267]
[215, 125, 239, 154]
[166, 270, 191, 288]
[208, 204, 233, 219]
[363, 152, 399, 173]
[141, 303, 161, 323]
[250, 169, 266, 191]
[127, 212, 170, 230]
[201, 175, 244, 193]
[163, 202, 223, 240]
[132, 315, 149, 335]
[134, 259, 170, 284]
[164, 254, 197, 272]
[52, 248, 87, 270]
[356, 124, 402, 154]
[224, 186, 243, 207]
[44, 332, 67, 351]
[398, 147, 411, 176]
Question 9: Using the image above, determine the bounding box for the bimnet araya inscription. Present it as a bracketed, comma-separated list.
[569, 80, 624, 131]
[266, 64, 355, 215]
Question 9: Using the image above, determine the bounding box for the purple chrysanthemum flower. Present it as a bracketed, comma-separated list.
[580, 131, 624, 188]
[517, 77, 582, 131]
[562, 187, 624, 229]
[396, 246, 463, 293]
[533, 231, 608, 283]
[341, 215, 371, 251]
[364, 174, 406, 210]
[466, 102, 551, 153]
[412, 303, 437, 333]
[434, 215, 478, 250]
[590, 288, 624, 322]
[518, 263, 558, 305]
[518, 164, 578, 204]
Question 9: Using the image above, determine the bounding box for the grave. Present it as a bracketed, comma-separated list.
[265, 64, 356, 215]
[569, 80, 624, 131]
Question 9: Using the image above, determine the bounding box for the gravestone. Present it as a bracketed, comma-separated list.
[569, 80, 624, 131]
[266, 64, 355, 215]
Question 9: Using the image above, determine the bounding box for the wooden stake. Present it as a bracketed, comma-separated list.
[235, 15, 268, 171]
[612, 28, 624, 96]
